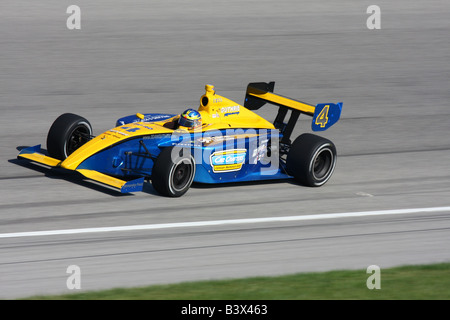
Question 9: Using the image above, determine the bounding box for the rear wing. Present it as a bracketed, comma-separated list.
[244, 82, 342, 143]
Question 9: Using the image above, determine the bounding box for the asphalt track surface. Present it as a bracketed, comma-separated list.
[1, 1, 449, 299]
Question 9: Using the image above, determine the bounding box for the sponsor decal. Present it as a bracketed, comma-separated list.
[143, 133, 171, 140]
[198, 133, 259, 147]
[198, 135, 235, 146]
[133, 123, 154, 130]
[117, 114, 174, 126]
[252, 140, 268, 164]
[143, 114, 173, 122]
[224, 112, 239, 117]
[221, 105, 240, 117]
[210, 149, 246, 173]
[109, 129, 129, 136]
[121, 126, 141, 133]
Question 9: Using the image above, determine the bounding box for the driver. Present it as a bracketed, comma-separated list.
[178, 108, 202, 129]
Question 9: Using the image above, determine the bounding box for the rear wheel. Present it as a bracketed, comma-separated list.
[152, 146, 195, 197]
[286, 133, 337, 187]
[46, 113, 93, 160]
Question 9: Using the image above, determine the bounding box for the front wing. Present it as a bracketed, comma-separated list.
[17, 145, 144, 193]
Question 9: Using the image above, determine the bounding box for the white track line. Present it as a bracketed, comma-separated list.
[1, 206, 450, 239]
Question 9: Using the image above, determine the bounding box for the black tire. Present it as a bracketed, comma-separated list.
[286, 133, 337, 187]
[46, 113, 93, 160]
[151, 146, 196, 197]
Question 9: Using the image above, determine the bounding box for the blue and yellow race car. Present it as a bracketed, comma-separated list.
[18, 82, 342, 197]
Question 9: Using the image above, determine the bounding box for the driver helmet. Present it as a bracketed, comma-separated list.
[178, 108, 202, 129]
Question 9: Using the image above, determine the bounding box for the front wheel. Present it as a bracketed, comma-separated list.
[46, 113, 93, 160]
[286, 133, 337, 187]
[151, 146, 196, 197]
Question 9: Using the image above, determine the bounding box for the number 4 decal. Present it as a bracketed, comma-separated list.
[311, 102, 343, 132]
[122, 127, 141, 133]
[315, 104, 329, 128]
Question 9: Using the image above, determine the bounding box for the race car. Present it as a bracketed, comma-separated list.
[17, 82, 343, 197]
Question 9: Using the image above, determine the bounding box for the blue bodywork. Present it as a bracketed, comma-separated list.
[77, 114, 291, 184]
[116, 113, 175, 127]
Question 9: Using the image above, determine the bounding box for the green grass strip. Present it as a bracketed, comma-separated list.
[24, 262, 450, 300]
